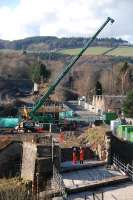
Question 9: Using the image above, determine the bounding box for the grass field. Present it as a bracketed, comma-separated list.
[59, 46, 133, 57]
[108, 47, 133, 57]
[59, 47, 110, 55]
[1, 46, 133, 57]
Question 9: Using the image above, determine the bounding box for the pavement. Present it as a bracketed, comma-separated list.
[62, 166, 123, 190]
[69, 182, 133, 200]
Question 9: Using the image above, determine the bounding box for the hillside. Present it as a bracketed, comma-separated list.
[0, 37, 128, 50]
[0, 35, 132, 105]
[0, 48, 132, 105]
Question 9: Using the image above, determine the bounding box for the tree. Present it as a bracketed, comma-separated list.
[30, 61, 41, 84]
[40, 63, 51, 82]
[123, 91, 133, 118]
[30, 61, 51, 84]
[95, 81, 102, 95]
[119, 62, 130, 95]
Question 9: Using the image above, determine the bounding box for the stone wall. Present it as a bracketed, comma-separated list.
[111, 134, 133, 165]
[21, 140, 60, 190]
[21, 142, 37, 181]
[0, 141, 22, 178]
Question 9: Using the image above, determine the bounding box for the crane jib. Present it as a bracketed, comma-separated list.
[30, 17, 115, 117]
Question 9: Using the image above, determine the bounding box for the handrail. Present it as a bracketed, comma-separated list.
[113, 154, 133, 180]
[53, 165, 67, 199]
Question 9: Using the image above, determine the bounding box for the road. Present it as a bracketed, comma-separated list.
[64, 101, 102, 123]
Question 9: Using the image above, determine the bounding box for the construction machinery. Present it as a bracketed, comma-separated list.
[21, 17, 114, 131]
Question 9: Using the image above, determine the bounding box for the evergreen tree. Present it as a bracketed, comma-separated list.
[123, 91, 133, 117]
[30, 61, 51, 83]
[30, 61, 41, 83]
[40, 63, 51, 82]
[95, 81, 102, 95]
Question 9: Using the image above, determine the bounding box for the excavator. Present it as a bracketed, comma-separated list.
[20, 17, 114, 132]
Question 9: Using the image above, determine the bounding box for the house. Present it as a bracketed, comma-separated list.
[92, 95, 126, 114]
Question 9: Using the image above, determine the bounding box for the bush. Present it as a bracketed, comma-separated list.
[0, 178, 32, 200]
[123, 91, 133, 117]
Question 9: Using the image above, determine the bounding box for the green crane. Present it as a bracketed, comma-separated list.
[29, 17, 114, 122]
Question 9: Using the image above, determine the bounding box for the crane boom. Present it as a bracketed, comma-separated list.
[30, 17, 114, 117]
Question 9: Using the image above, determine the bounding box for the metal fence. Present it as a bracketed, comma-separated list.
[82, 192, 104, 200]
[53, 165, 67, 199]
[113, 154, 133, 181]
[92, 192, 104, 200]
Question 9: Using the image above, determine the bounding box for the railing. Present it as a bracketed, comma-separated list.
[74, 191, 104, 200]
[53, 165, 67, 199]
[92, 192, 104, 200]
[113, 154, 133, 181]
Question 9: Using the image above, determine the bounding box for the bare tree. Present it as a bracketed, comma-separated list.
[119, 62, 130, 95]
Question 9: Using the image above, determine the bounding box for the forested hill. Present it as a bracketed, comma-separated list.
[0, 37, 128, 50]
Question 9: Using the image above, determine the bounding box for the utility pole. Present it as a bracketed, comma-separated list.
[52, 136, 55, 179]
[36, 172, 39, 200]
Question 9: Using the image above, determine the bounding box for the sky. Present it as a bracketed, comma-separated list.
[0, 0, 132, 42]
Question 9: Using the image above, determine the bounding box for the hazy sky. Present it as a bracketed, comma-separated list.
[0, 0, 132, 42]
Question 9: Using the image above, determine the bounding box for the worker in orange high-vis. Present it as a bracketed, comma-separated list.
[79, 147, 84, 164]
[59, 132, 64, 143]
[72, 147, 77, 164]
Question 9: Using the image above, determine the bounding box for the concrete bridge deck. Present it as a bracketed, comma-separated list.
[68, 182, 133, 200]
[61, 163, 129, 194]
[40, 160, 131, 200]
[52, 182, 133, 200]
